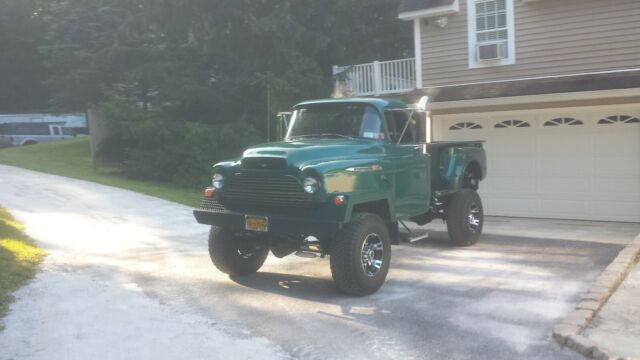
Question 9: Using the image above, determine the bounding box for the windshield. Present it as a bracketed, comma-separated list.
[286, 104, 383, 140]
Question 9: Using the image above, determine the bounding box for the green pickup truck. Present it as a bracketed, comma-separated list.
[194, 97, 486, 295]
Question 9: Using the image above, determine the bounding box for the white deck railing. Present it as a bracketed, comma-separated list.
[333, 58, 416, 97]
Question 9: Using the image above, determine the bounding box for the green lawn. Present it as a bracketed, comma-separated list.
[0, 207, 45, 330]
[0, 137, 201, 207]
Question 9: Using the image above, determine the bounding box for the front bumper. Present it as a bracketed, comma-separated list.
[193, 209, 342, 238]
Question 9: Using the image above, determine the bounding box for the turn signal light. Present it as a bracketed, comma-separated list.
[332, 195, 345, 206]
[204, 187, 215, 198]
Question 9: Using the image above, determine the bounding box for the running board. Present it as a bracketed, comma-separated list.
[408, 233, 429, 243]
[399, 220, 429, 243]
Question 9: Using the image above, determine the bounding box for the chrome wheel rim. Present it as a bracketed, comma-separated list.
[237, 248, 255, 259]
[237, 240, 258, 259]
[468, 203, 481, 232]
[361, 233, 384, 277]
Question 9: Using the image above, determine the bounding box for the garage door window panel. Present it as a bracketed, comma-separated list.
[494, 120, 531, 128]
[449, 122, 482, 130]
[598, 115, 640, 125]
[543, 117, 584, 127]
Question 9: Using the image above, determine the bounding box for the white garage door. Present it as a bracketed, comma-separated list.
[433, 104, 640, 222]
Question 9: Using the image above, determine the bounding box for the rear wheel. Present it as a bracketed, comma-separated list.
[446, 189, 483, 246]
[330, 213, 391, 296]
[208, 226, 269, 275]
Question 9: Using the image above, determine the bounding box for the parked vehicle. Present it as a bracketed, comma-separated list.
[0, 123, 77, 147]
[193, 97, 487, 295]
[0, 136, 11, 148]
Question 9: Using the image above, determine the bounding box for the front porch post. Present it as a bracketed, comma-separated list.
[373, 61, 382, 96]
[413, 19, 423, 89]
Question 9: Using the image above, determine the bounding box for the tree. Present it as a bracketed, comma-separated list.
[0, 0, 49, 113]
[40, 0, 411, 117]
[38, 0, 412, 184]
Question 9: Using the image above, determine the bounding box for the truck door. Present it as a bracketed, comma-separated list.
[385, 110, 430, 219]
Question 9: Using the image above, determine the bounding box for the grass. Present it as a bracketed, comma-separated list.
[0, 137, 201, 207]
[0, 207, 45, 329]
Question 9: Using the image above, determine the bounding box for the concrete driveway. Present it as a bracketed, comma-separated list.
[1, 164, 638, 360]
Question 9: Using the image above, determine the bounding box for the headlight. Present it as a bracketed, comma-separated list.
[212, 173, 225, 189]
[303, 177, 320, 194]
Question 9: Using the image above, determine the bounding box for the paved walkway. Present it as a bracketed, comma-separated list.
[583, 259, 640, 359]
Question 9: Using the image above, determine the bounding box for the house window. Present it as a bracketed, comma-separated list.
[598, 115, 640, 124]
[544, 118, 583, 127]
[467, 0, 515, 68]
[494, 120, 530, 128]
[449, 122, 482, 130]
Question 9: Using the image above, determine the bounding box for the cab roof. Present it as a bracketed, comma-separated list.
[293, 98, 408, 112]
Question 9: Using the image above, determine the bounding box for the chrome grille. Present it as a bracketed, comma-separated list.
[223, 172, 312, 209]
[200, 198, 230, 213]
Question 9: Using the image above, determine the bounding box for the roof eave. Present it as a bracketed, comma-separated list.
[398, 0, 460, 20]
[293, 98, 408, 111]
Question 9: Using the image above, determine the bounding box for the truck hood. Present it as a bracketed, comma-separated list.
[242, 139, 385, 169]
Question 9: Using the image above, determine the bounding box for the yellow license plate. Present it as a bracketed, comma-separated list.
[245, 215, 268, 232]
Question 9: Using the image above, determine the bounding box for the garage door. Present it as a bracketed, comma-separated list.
[433, 104, 640, 222]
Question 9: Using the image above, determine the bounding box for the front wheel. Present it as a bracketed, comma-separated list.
[208, 226, 269, 275]
[330, 213, 391, 296]
[446, 189, 483, 246]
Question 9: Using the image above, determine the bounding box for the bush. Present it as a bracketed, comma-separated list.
[98, 100, 262, 187]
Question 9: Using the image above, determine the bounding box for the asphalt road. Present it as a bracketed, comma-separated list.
[1, 165, 638, 360]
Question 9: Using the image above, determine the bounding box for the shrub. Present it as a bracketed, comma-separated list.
[98, 100, 262, 187]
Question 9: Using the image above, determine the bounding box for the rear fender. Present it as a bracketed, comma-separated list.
[438, 146, 486, 191]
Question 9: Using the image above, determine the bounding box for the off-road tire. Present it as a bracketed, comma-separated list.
[208, 226, 269, 275]
[446, 189, 483, 246]
[330, 212, 391, 296]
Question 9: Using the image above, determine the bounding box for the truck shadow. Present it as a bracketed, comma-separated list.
[229, 230, 623, 304]
[227, 229, 483, 302]
[228, 229, 455, 300]
[229, 272, 339, 301]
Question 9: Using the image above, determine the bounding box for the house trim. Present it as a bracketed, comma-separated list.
[427, 88, 640, 112]
[399, 0, 460, 20]
[466, 0, 516, 69]
[421, 67, 640, 89]
[412, 70, 640, 103]
[414, 19, 423, 89]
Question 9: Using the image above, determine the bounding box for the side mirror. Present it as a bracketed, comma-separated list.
[416, 96, 429, 111]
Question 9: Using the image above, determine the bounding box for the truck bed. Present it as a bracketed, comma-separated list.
[426, 141, 486, 193]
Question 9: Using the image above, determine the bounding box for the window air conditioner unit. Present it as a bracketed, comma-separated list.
[477, 41, 508, 61]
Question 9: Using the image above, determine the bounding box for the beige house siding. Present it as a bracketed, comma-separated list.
[420, 0, 640, 86]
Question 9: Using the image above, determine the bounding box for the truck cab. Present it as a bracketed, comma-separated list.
[194, 97, 486, 295]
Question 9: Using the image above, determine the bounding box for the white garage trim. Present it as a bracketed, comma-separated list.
[433, 104, 640, 222]
[428, 88, 640, 111]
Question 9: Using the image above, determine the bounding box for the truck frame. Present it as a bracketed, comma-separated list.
[194, 97, 486, 295]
